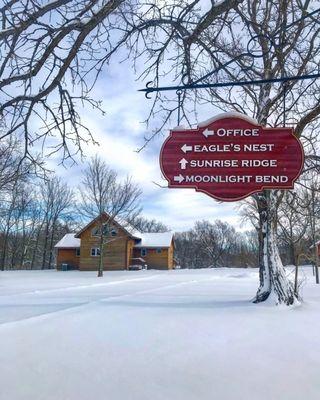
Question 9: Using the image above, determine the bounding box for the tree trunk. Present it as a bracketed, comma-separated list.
[0, 236, 7, 270]
[98, 231, 104, 277]
[289, 241, 296, 266]
[41, 220, 50, 269]
[254, 191, 298, 305]
[30, 227, 41, 270]
[10, 234, 18, 269]
[47, 221, 57, 269]
[0, 226, 10, 271]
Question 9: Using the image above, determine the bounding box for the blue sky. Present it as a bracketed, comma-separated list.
[52, 55, 245, 232]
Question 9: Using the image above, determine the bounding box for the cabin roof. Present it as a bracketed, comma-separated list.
[54, 233, 80, 249]
[55, 231, 173, 250]
[55, 213, 173, 250]
[134, 232, 173, 248]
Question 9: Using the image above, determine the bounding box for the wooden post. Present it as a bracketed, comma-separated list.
[314, 244, 319, 284]
[310, 185, 319, 284]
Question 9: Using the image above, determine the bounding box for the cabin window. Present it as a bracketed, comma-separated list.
[75, 248, 80, 257]
[156, 248, 162, 254]
[141, 248, 147, 257]
[91, 247, 101, 257]
[91, 226, 100, 236]
[92, 224, 117, 237]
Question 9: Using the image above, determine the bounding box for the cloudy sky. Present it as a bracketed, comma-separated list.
[53, 55, 246, 232]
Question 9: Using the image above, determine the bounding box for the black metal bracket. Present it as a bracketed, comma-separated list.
[139, 72, 320, 97]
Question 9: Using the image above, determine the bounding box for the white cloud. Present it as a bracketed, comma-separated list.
[142, 189, 244, 231]
[49, 57, 248, 233]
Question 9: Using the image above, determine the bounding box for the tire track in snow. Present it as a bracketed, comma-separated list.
[0, 277, 212, 328]
[0, 273, 161, 299]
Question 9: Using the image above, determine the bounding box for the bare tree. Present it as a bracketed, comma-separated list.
[0, 179, 37, 269]
[40, 177, 74, 269]
[0, 169, 78, 270]
[215, 3, 320, 305]
[307, 182, 320, 283]
[0, 0, 242, 168]
[175, 220, 241, 269]
[3, 0, 320, 304]
[289, 173, 320, 280]
[0, 180, 22, 270]
[194, 220, 236, 268]
[130, 216, 169, 233]
[174, 230, 200, 269]
[277, 191, 309, 266]
[134, 1, 320, 304]
[0, 137, 31, 191]
[79, 156, 142, 277]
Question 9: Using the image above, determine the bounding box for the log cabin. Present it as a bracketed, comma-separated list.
[54, 213, 174, 271]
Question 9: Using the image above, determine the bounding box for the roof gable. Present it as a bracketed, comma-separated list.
[75, 212, 141, 239]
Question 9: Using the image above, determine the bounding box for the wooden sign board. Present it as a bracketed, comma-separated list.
[160, 113, 304, 201]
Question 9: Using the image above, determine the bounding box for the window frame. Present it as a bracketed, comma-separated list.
[91, 224, 118, 237]
[141, 248, 147, 257]
[91, 226, 100, 237]
[75, 248, 80, 257]
[91, 247, 101, 257]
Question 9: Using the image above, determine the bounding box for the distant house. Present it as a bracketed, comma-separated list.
[54, 213, 174, 271]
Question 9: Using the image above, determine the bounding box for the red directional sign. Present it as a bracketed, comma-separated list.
[160, 113, 304, 202]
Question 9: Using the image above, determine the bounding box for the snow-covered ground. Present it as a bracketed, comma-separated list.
[0, 267, 319, 400]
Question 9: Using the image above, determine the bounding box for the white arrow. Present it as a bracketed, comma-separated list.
[179, 158, 188, 170]
[173, 174, 184, 183]
[202, 128, 214, 138]
[181, 144, 192, 153]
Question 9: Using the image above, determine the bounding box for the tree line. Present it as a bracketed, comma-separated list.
[1, 138, 319, 271]
[174, 221, 258, 269]
[174, 189, 320, 269]
[0, 141, 172, 271]
[0, 140, 77, 270]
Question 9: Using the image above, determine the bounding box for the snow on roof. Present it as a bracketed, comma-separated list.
[134, 232, 173, 248]
[171, 113, 259, 134]
[198, 112, 258, 127]
[127, 226, 142, 239]
[54, 233, 80, 249]
[131, 257, 146, 263]
[113, 216, 141, 238]
[172, 125, 188, 131]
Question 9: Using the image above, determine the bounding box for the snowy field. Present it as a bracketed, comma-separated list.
[0, 267, 320, 400]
